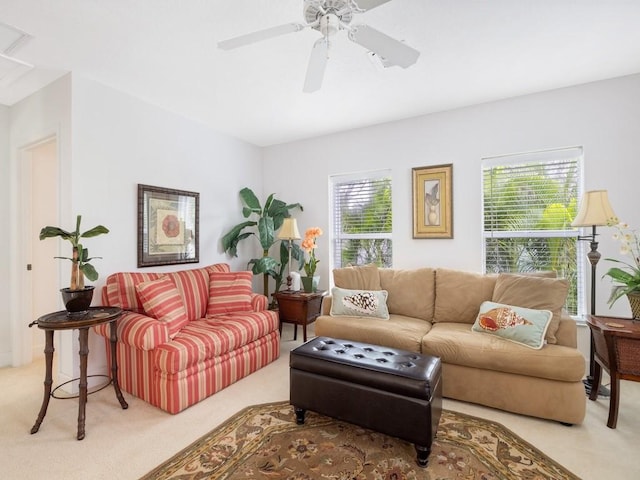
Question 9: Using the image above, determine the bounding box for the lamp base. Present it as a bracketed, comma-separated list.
[583, 376, 610, 397]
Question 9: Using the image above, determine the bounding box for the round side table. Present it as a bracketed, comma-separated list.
[29, 306, 128, 440]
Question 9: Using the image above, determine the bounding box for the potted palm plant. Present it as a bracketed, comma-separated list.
[39, 215, 109, 313]
[222, 187, 303, 300]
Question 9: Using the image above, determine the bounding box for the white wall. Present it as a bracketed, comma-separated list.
[0, 105, 10, 365]
[263, 74, 640, 321]
[4, 74, 265, 373]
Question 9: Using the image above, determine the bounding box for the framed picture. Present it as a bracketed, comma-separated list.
[138, 184, 199, 267]
[412, 164, 453, 239]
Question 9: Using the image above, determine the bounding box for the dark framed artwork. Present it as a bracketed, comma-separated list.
[412, 164, 453, 239]
[137, 184, 199, 267]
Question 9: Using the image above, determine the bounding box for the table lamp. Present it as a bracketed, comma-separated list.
[277, 218, 301, 290]
[571, 189, 617, 396]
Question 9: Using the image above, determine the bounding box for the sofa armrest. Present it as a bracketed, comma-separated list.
[321, 295, 333, 315]
[251, 293, 269, 311]
[93, 311, 170, 351]
[555, 315, 578, 348]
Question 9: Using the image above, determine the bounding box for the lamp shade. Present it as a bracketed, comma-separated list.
[277, 217, 301, 240]
[571, 190, 617, 227]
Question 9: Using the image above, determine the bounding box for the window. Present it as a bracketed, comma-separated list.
[482, 147, 584, 315]
[330, 170, 392, 269]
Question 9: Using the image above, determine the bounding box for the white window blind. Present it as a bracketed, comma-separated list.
[482, 147, 584, 315]
[330, 170, 392, 269]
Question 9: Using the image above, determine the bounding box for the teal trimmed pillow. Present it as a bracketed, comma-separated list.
[472, 301, 552, 349]
[330, 287, 389, 319]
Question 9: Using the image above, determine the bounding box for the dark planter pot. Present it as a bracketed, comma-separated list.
[60, 286, 95, 314]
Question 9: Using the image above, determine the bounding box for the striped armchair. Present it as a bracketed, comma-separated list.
[94, 263, 280, 413]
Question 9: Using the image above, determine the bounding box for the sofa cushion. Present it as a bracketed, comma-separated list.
[422, 323, 584, 382]
[330, 287, 390, 319]
[155, 311, 279, 374]
[492, 273, 568, 344]
[333, 263, 382, 290]
[207, 271, 254, 316]
[166, 267, 213, 321]
[434, 269, 496, 324]
[378, 268, 435, 322]
[472, 301, 552, 349]
[314, 313, 431, 353]
[136, 277, 190, 338]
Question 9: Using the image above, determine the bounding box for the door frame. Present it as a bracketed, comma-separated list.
[12, 134, 60, 366]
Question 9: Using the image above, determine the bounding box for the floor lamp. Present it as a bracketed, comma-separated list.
[277, 218, 301, 291]
[571, 190, 617, 397]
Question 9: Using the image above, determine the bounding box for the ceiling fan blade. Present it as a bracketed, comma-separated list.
[354, 0, 393, 11]
[349, 24, 419, 68]
[218, 23, 306, 50]
[303, 38, 328, 93]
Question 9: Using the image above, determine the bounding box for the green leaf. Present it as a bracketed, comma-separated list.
[247, 256, 278, 275]
[81, 225, 109, 238]
[221, 221, 256, 255]
[257, 216, 275, 250]
[239, 187, 262, 216]
[39, 227, 73, 241]
[80, 263, 99, 281]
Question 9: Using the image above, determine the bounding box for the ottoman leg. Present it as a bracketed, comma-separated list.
[415, 444, 431, 468]
[294, 407, 306, 425]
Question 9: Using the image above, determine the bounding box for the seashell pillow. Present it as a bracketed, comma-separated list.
[330, 287, 390, 320]
[472, 301, 552, 349]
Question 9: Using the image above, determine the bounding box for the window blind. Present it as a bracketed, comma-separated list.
[482, 147, 584, 314]
[330, 170, 392, 269]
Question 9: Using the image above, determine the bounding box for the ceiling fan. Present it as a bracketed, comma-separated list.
[218, 0, 420, 93]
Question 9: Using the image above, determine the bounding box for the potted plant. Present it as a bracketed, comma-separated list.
[603, 221, 640, 319]
[39, 215, 109, 313]
[222, 187, 303, 299]
[301, 227, 323, 292]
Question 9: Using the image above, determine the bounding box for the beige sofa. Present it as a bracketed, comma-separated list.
[314, 265, 586, 425]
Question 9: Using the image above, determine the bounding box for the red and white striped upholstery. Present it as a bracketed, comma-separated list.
[94, 263, 280, 413]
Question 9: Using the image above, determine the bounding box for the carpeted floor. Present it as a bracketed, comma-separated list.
[141, 401, 579, 480]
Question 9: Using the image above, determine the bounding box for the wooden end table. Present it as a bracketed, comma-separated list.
[29, 306, 128, 440]
[586, 315, 640, 429]
[274, 290, 325, 343]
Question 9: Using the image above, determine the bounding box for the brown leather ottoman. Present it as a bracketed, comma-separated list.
[290, 336, 442, 467]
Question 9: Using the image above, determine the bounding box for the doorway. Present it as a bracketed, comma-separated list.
[21, 137, 60, 360]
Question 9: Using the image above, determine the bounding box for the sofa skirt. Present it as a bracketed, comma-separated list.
[102, 330, 280, 413]
[442, 362, 586, 425]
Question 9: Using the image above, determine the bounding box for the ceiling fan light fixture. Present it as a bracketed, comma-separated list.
[320, 14, 340, 37]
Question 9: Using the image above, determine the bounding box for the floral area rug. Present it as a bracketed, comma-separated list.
[140, 401, 580, 480]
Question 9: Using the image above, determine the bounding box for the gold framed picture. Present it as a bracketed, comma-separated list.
[412, 164, 453, 239]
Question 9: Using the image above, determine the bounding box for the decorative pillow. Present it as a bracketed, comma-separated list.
[492, 273, 569, 344]
[472, 301, 552, 349]
[136, 277, 189, 339]
[207, 271, 253, 316]
[330, 287, 390, 319]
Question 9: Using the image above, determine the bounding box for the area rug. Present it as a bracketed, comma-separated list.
[140, 401, 580, 480]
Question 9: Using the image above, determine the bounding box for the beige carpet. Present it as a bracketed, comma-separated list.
[140, 401, 580, 480]
[1, 323, 639, 479]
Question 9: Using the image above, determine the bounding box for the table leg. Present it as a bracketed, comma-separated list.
[303, 322, 308, 342]
[293, 324, 297, 341]
[31, 330, 54, 435]
[607, 373, 621, 429]
[110, 320, 128, 409]
[77, 328, 89, 440]
[589, 361, 602, 402]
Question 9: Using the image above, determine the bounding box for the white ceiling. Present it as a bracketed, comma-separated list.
[2, 0, 640, 147]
